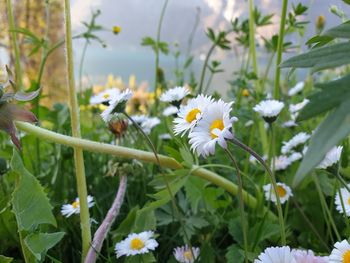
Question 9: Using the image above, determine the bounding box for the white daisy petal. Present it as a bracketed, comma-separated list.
[160, 86, 190, 103]
[263, 183, 293, 205]
[163, 106, 179, 116]
[100, 89, 133, 123]
[288, 81, 305, 96]
[90, 88, 121, 105]
[61, 195, 94, 218]
[317, 146, 343, 169]
[281, 132, 310, 154]
[335, 184, 350, 217]
[173, 245, 200, 263]
[253, 100, 284, 122]
[255, 246, 296, 263]
[329, 239, 350, 263]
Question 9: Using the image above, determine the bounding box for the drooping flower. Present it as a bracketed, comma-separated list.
[317, 146, 343, 169]
[281, 132, 310, 154]
[292, 249, 328, 263]
[255, 246, 296, 263]
[101, 89, 133, 122]
[61, 195, 94, 218]
[253, 100, 284, 123]
[289, 99, 309, 114]
[273, 155, 292, 171]
[115, 231, 158, 258]
[140, 117, 160, 134]
[160, 86, 190, 105]
[188, 100, 237, 157]
[263, 183, 293, 204]
[288, 81, 305, 96]
[89, 88, 120, 105]
[329, 239, 350, 263]
[173, 94, 214, 136]
[173, 245, 200, 263]
[334, 184, 350, 217]
[163, 106, 179, 117]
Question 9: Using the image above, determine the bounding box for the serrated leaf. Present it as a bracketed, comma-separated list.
[297, 74, 350, 121]
[294, 101, 350, 186]
[11, 150, 56, 230]
[24, 232, 65, 261]
[324, 21, 350, 38]
[280, 42, 350, 71]
[184, 177, 207, 213]
[179, 146, 194, 166]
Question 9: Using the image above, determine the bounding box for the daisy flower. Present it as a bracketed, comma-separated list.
[281, 132, 310, 154]
[329, 239, 350, 263]
[188, 100, 238, 157]
[282, 120, 298, 128]
[289, 99, 309, 114]
[159, 133, 172, 140]
[129, 114, 147, 125]
[101, 89, 133, 122]
[160, 86, 190, 105]
[253, 100, 285, 123]
[273, 155, 292, 171]
[255, 246, 296, 263]
[90, 88, 120, 105]
[140, 117, 160, 134]
[288, 152, 303, 163]
[288, 81, 305, 96]
[173, 245, 200, 263]
[334, 184, 350, 216]
[61, 195, 94, 218]
[317, 146, 343, 169]
[115, 231, 158, 258]
[173, 94, 214, 136]
[163, 106, 179, 117]
[292, 249, 328, 263]
[263, 183, 293, 204]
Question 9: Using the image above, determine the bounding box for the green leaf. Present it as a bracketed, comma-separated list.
[0, 255, 13, 263]
[324, 21, 350, 38]
[280, 42, 350, 71]
[11, 150, 56, 230]
[294, 101, 350, 186]
[184, 177, 208, 213]
[24, 232, 65, 261]
[297, 74, 350, 121]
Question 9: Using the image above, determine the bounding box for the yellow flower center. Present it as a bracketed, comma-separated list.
[343, 250, 350, 263]
[184, 250, 193, 260]
[72, 201, 79, 209]
[103, 93, 110, 99]
[242, 89, 250, 97]
[276, 186, 287, 198]
[210, 119, 224, 138]
[130, 238, 145, 250]
[186, 108, 201, 123]
[113, 26, 121, 34]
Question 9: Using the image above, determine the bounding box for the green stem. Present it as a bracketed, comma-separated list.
[273, 0, 288, 99]
[6, 0, 23, 89]
[15, 121, 276, 219]
[225, 149, 248, 263]
[63, 0, 91, 260]
[261, 52, 275, 91]
[197, 43, 215, 94]
[79, 40, 89, 92]
[248, 0, 259, 93]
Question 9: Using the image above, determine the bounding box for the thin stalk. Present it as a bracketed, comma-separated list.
[79, 40, 89, 92]
[261, 52, 275, 91]
[203, 71, 214, 94]
[15, 121, 276, 219]
[230, 137, 286, 244]
[273, 0, 288, 99]
[64, 0, 91, 260]
[197, 43, 215, 94]
[6, 0, 23, 89]
[154, 0, 169, 110]
[248, 0, 260, 93]
[225, 149, 248, 263]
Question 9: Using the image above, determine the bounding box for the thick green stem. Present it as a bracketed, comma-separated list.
[273, 0, 288, 99]
[63, 0, 91, 260]
[15, 121, 276, 220]
[6, 0, 23, 89]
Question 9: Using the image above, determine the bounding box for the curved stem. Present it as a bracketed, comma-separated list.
[64, 0, 91, 260]
[197, 43, 215, 94]
[85, 175, 127, 263]
[15, 121, 276, 219]
[273, 0, 288, 99]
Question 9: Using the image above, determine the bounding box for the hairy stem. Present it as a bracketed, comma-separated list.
[64, 0, 91, 260]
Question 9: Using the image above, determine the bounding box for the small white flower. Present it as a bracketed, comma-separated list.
[101, 89, 133, 122]
[288, 81, 305, 96]
[159, 133, 172, 140]
[329, 239, 350, 263]
[61, 195, 94, 218]
[188, 100, 238, 157]
[255, 246, 296, 263]
[288, 152, 303, 163]
[90, 88, 120, 105]
[174, 94, 214, 136]
[173, 245, 200, 263]
[289, 99, 309, 114]
[129, 114, 147, 124]
[163, 106, 179, 116]
[335, 184, 350, 216]
[115, 231, 158, 258]
[281, 132, 310, 154]
[141, 117, 160, 134]
[282, 120, 298, 128]
[160, 86, 190, 103]
[253, 100, 284, 122]
[292, 249, 328, 263]
[317, 146, 343, 169]
[273, 155, 292, 171]
[263, 183, 293, 204]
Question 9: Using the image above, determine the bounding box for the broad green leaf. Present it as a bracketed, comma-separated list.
[294, 102, 350, 186]
[297, 74, 350, 121]
[280, 42, 350, 71]
[11, 150, 56, 230]
[0, 255, 13, 263]
[324, 21, 350, 38]
[24, 232, 65, 261]
[184, 177, 208, 213]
